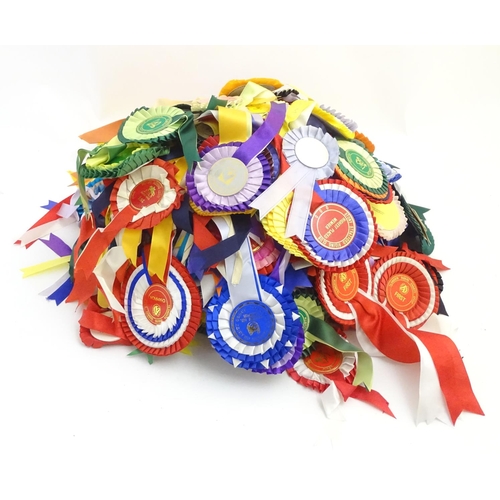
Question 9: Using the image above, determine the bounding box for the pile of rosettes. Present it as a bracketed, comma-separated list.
[18, 78, 483, 425]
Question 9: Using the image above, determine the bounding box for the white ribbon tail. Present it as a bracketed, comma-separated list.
[284, 171, 316, 238]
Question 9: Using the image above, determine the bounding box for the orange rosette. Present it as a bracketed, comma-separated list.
[315, 260, 372, 326]
[354, 131, 375, 154]
[371, 251, 439, 328]
[110, 158, 182, 230]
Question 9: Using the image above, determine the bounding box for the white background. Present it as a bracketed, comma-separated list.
[1, 45, 499, 499]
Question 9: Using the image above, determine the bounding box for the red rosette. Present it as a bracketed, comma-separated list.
[371, 251, 439, 328]
[315, 260, 372, 326]
[110, 158, 182, 230]
[118, 257, 202, 356]
[286, 365, 330, 393]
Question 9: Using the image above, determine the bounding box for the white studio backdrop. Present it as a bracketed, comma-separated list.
[1, 46, 499, 500]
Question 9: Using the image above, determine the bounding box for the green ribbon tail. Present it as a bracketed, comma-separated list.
[306, 315, 363, 353]
[207, 95, 229, 110]
[353, 352, 373, 390]
[178, 113, 201, 171]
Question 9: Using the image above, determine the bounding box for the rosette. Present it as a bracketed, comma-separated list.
[336, 140, 390, 201]
[79, 140, 170, 180]
[219, 78, 284, 96]
[119, 257, 202, 356]
[205, 274, 304, 374]
[287, 344, 356, 394]
[372, 251, 439, 328]
[110, 159, 182, 229]
[186, 142, 271, 214]
[250, 233, 280, 275]
[319, 104, 358, 133]
[118, 106, 199, 166]
[251, 125, 338, 239]
[260, 192, 312, 261]
[368, 195, 407, 241]
[310, 105, 356, 140]
[294, 180, 377, 270]
[315, 260, 372, 326]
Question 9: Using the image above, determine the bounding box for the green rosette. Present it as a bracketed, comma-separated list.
[118, 106, 200, 167]
[337, 139, 389, 199]
[293, 290, 373, 389]
[78, 140, 170, 179]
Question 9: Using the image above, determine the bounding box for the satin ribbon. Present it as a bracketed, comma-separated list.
[348, 289, 483, 424]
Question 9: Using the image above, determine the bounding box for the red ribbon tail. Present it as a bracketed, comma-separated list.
[350, 292, 420, 363]
[350, 386, 396, 418]
[411, 329, 484, 424]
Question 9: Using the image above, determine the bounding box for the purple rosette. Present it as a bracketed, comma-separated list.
[186, 142, 272, 213]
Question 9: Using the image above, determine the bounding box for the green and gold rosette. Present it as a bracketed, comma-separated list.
[78, 136, 170, 179]
[336, 139, 391, 202]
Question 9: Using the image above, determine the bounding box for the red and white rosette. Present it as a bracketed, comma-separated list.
[315, 260, 372, 326]
[371, 251, 438, 328]
[287, 343, 356, 393]
[110, 158, 182, 229]
[118, 257, 202, 356]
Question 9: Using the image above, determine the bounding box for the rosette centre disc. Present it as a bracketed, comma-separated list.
[345, 149, 374, 178]
[310, 203, 357, 250]
[331, 268, 359, 301]
[143, 284, 173, 325]
[229, 300, 276, 346]
[136, 115, 173, 134]
[129, 179, 165, 210]
[386, 274, 419, 312]
[207, 157, 249, 196]
[297, 307, 310, 332]
[295, 137, 329, 168]
[304, 344, 344, 374]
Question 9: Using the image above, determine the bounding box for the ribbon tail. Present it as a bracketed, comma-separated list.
[284, 171, 315, 239]
[411, 329, 484, 424]
[350, 386, 396, 418]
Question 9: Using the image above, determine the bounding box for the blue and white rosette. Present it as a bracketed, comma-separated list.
[205, 274, 304, 373]
[250, 125, 338, 239]
[296, 180, 377, 270]
[120, 258, 201, 356]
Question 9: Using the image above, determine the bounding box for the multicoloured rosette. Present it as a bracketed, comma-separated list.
[368, 195, 407, 241]
[250, 233, 280, 275]
[315, 260, 372, 326]
[186, 141, 271, 215]
[310, 105, 356, 140]
[110, 159, 182, 230]
[205, 274, 304, 374]
[119, 257, 202, 356]
[398, 193, 435, 255]
[294, 180, 377, 270]
[336, 139, 391, 202]
[371, 251, 439, 328]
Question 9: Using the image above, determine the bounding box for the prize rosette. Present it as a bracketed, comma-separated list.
[371, 251, 439, 328]
[287, 343, 356, 393]
[79, 139, 170, 180]
[368, 195, 408, 241]
[315, 260, 372, 326]
[250, 233, 280, 275]
[119, 257, 202, 356]
[260, 192, 312, 261]
[219, 78, 284, 96]
[310, 105, 356, 140]
[294, 180, 377, 271]
[204, 275, 304, 374]
[336, 140, 391, 202]
[186, 141, 271, 215]
[110, 159, 182, 230]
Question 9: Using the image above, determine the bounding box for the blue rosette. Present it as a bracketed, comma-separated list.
[205, 275, 304, 373]
[294, 180, 377, 270]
